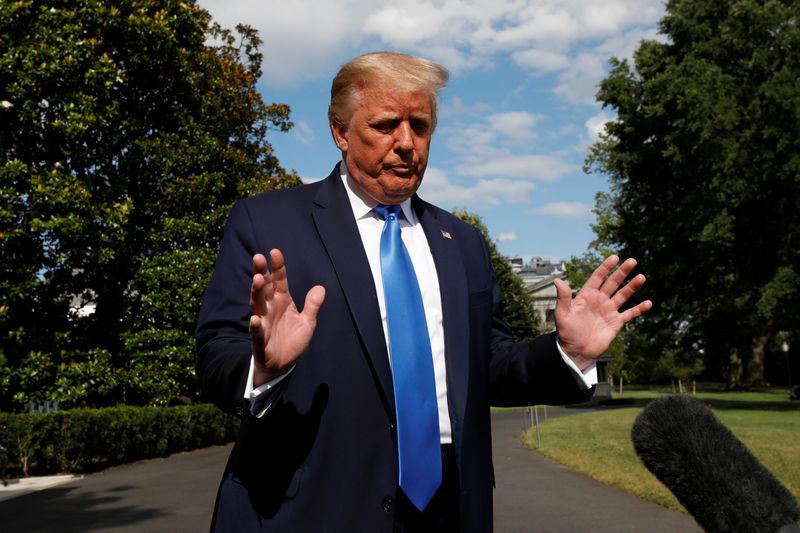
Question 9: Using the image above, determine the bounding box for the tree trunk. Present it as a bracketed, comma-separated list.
[727, 348, 743, 390]
[746, 334, 769, 387]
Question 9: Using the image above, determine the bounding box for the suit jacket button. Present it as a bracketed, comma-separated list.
[382, 496, 394, 512]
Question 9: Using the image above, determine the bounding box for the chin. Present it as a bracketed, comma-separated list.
[386, 182, 421, 199]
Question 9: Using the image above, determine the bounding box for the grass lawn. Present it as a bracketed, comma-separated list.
[610, 383, 795, 403]
[523, 390, 800, 513]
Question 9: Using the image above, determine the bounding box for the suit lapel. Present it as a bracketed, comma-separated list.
[414, 197, 469, 441]
[311, 169, 396, 417]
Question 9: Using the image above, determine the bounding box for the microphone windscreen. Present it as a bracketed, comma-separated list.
[631, 395, 799, 533]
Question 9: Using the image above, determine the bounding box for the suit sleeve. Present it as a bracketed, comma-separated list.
[195, 200, 259, 416]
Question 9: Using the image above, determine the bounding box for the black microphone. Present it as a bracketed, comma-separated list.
[631, 395, 800, 533]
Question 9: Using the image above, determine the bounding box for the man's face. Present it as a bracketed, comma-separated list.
[330, 85, 434, 205]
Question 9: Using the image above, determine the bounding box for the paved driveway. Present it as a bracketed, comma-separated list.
[0, 409, 701, 532]
[491, 408, 700, 532]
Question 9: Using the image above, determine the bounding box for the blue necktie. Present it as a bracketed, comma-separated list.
[374, 204, 441, 511]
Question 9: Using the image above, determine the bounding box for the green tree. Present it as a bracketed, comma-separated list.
[0, 0, 300, 410]
[452, 209, 541, 341]
[586, 0, 800, 387]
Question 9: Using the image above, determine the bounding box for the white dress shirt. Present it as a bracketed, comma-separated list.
[339, 168, 453, 443]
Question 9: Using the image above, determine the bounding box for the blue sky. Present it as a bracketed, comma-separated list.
[198, 0, 666, 263]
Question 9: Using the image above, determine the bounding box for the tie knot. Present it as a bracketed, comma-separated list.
[374, 203, 401, 221]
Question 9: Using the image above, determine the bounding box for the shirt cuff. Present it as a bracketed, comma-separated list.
[244, 357, 295, 418]
[555, 340, 598, 390]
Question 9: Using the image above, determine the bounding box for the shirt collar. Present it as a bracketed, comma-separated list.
[339, 161, 417, 224]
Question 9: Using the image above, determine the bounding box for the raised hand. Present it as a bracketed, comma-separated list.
[553, 255, 652, 370]
[249, 249, 325, 387]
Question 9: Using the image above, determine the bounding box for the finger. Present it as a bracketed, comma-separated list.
[619, 299, 653, 323]
[553, 278, 572, 313]
[302, 285, 326, 320]
[253, 253, 268, 275]
[600, 258, 637, 297]
[250, 254, 273, 316]
[269, 248, 290, 297]
[610, 273, 646, 308]
[584, 255, 620, 290]
[250, 272, 269, 316]
[554, 277, 572, 299]
[249, 313, 268, 356]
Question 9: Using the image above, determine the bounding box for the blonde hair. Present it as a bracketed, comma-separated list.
[328, 51, 449, 130]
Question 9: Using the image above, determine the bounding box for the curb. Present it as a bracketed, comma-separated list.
[0, 475, 81, 503]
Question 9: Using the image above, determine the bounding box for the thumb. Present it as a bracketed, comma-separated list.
[302, 285, 326, 320]
[554, 278, 572, 303]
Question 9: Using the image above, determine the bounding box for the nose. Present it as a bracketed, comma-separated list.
[394, 121, 414, 152]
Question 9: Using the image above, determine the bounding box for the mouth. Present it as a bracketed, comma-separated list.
[386, 164, 416, 176]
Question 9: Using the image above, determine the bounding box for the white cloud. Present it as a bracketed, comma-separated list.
[580, 1, 657, 34]
[444, 123, 505, 161]
[512, 48, 570, 73]
[493, 13, 569, 47]
[292, 121, 316, 145]
[440, 111, 578, 185]
[442, 110, 565, 183]
[456, 155, 578, 181]
[553, 51, 607, 105]
[418, 167, 536, 207]
[439, 96, 492, 118]
[300, 174, 325, 184]
[487, 111, 541, 144]
[532, 201, 592, 219]
[199, 0, 370, 87]
[198, 0, 665, 91]
[553, 26, 664, 105]
[497, 232, 517, 242]
[585, 111, 614, 145]
[364, 5, 451, 48]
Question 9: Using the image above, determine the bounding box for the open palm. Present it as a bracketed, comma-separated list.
[249, 250, 325, 386]
[554, 255, 652, 365]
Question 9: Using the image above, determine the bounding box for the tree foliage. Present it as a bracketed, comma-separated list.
[586, 0, 800, 386]
[452, 209, 541, 341]
[0, 0, 300, 410]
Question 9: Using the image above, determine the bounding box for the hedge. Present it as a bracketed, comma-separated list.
[0, 404, 239, 477]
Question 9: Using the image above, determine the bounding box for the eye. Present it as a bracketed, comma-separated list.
[410, 118, 431, 135]
[371, 118, 400, 133]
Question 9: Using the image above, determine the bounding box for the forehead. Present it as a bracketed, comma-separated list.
[353, 84, 433, 118]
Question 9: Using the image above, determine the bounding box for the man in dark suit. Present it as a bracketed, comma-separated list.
[195, 51, 651, 532]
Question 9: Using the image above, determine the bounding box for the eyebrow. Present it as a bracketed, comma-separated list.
[368, 112, 432, 125]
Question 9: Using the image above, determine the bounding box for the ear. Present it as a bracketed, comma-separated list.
[330, 119, 349, 151]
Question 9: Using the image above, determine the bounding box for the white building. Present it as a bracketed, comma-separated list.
[509, 257, 566, 332]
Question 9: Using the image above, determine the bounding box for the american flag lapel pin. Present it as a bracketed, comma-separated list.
[441, 229, 452, 240]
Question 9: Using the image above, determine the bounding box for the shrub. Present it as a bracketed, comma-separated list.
[0, 404, 238, 477]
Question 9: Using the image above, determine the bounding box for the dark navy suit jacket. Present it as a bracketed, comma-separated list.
[195, 165, 593, 532]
